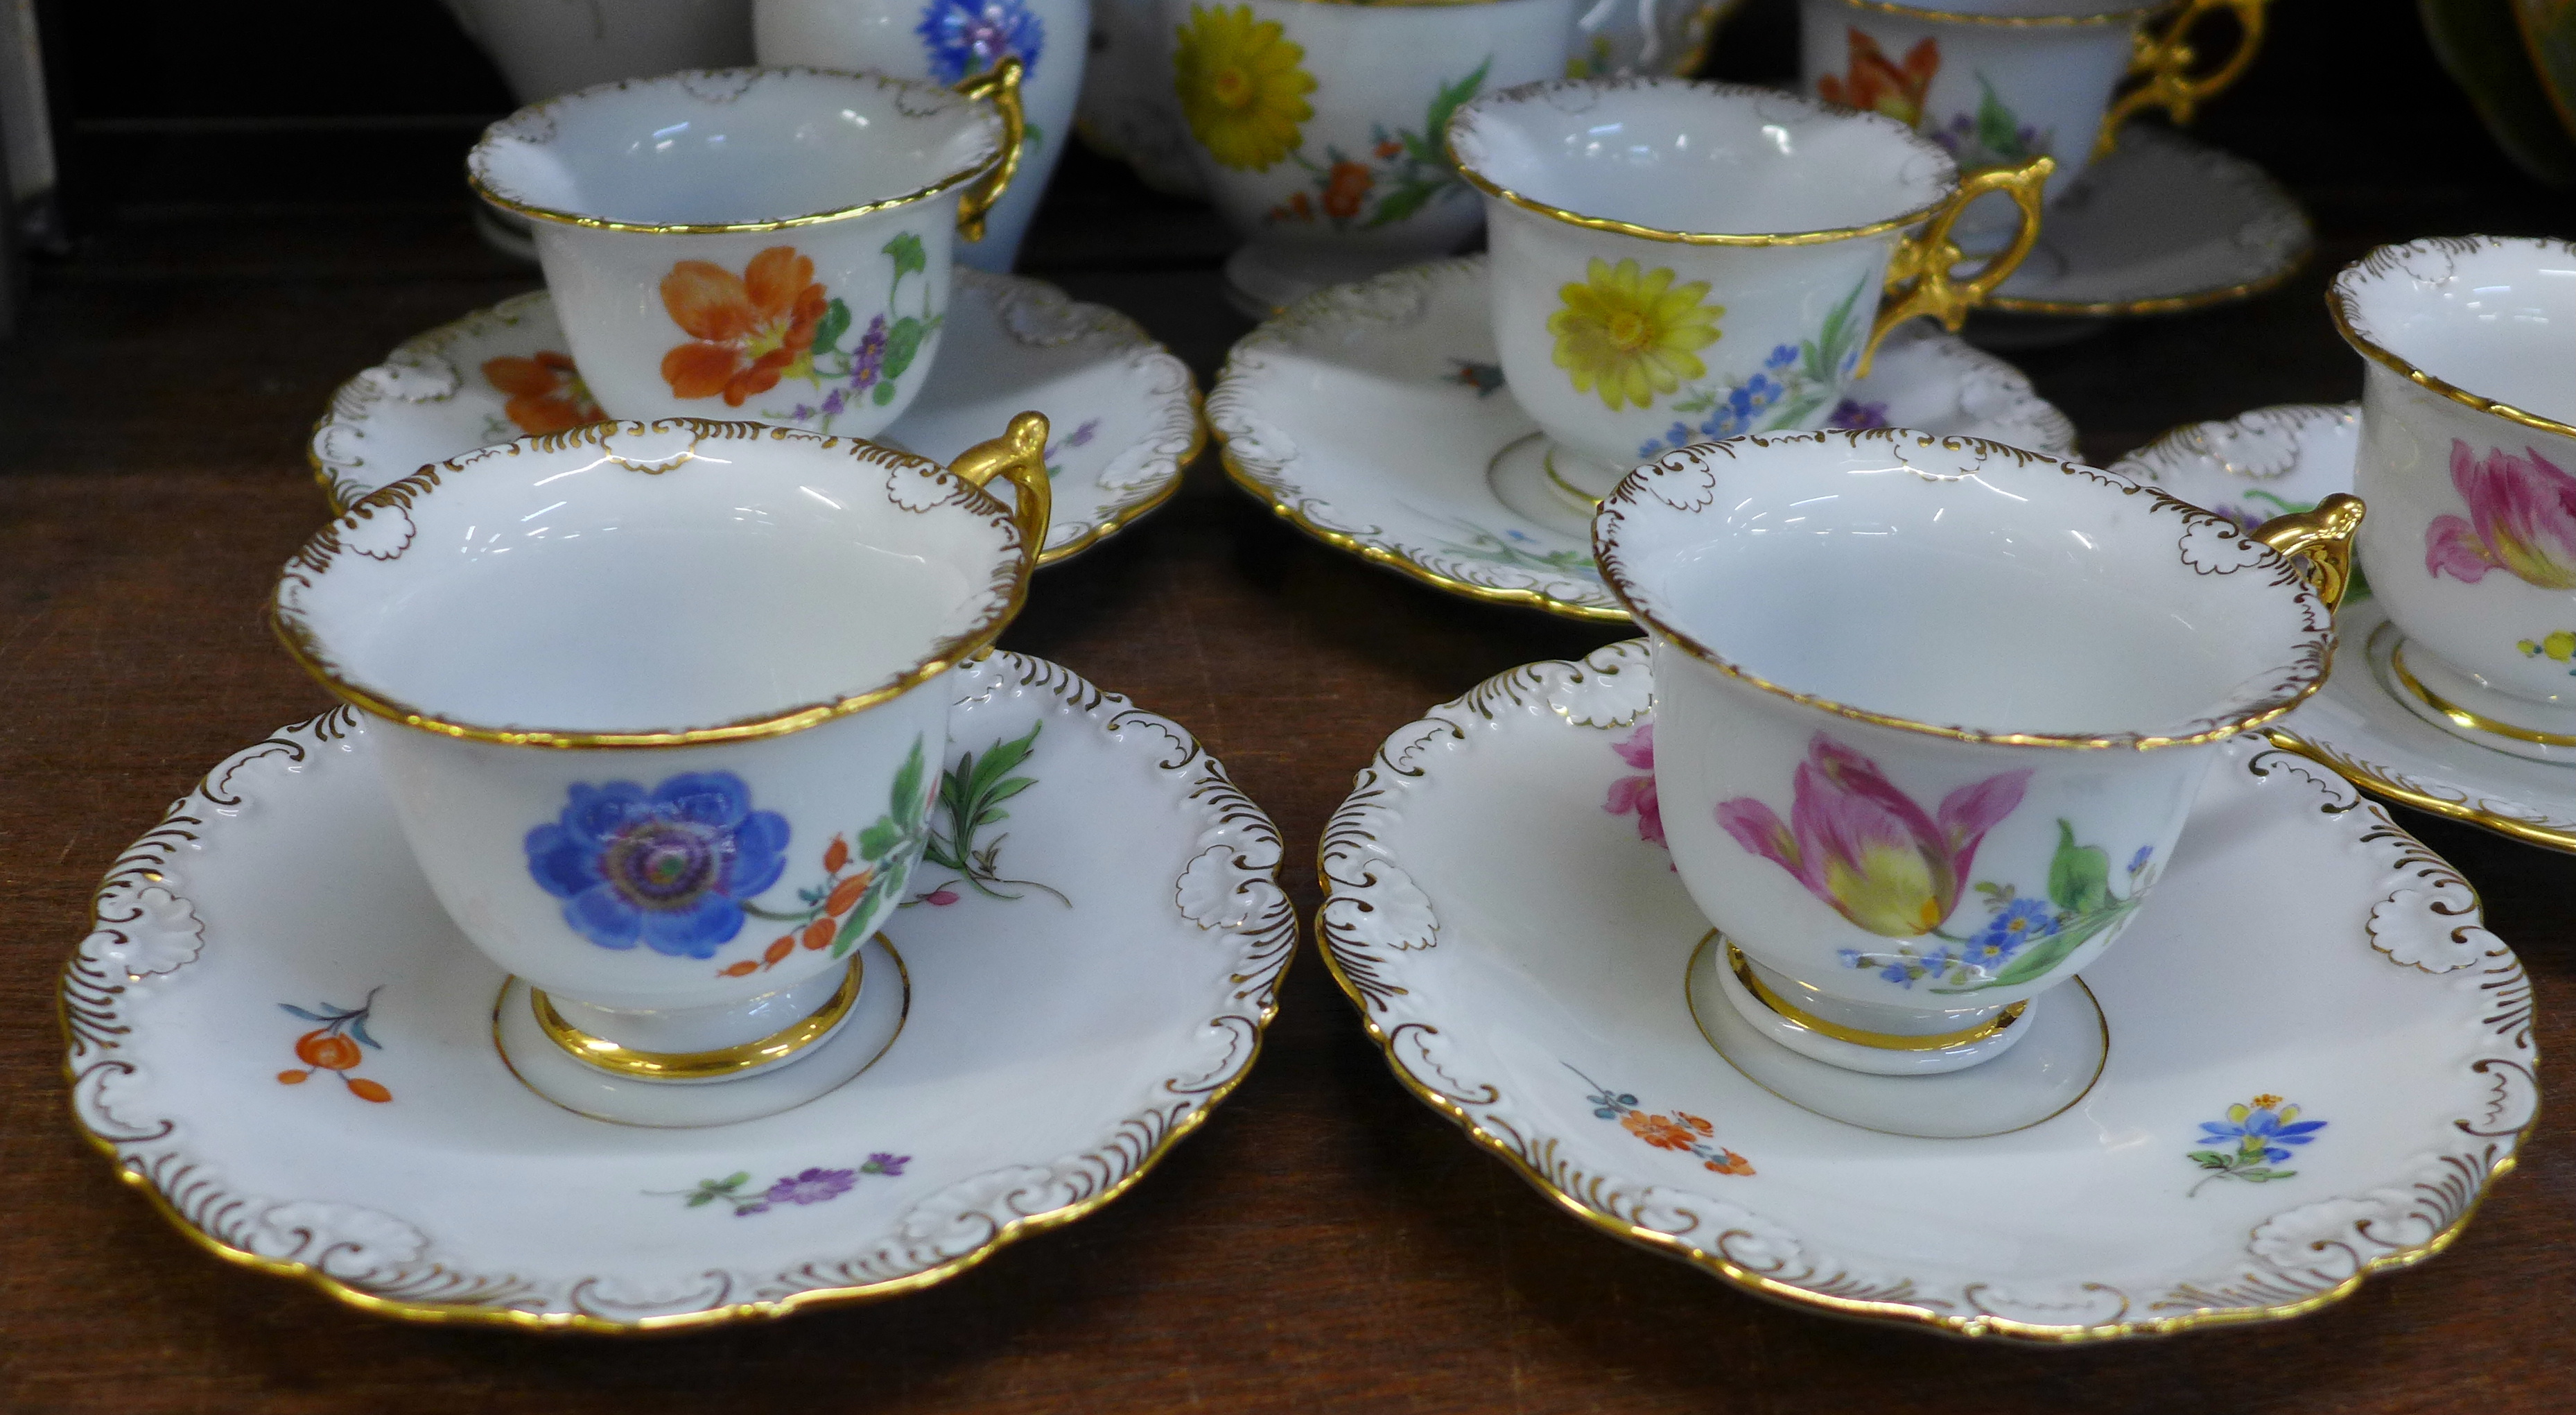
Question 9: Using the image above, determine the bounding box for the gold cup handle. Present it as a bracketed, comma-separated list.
[949, 410, 1053, 565]
[2252, 493, 2366, 611]
[1854, 155, 2055, 378]
[2093, 0, 2271, 159]
[950, 55, 1026, 243]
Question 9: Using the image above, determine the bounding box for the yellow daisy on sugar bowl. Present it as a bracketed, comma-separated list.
[1172, 3, 1315, 173]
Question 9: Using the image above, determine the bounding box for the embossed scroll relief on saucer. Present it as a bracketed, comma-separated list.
[64, 654, 1295, 1330]
[1319, 641, 2533, 1341]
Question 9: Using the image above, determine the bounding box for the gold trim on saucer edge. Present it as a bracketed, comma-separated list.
[1314, 643, 2536, 1343]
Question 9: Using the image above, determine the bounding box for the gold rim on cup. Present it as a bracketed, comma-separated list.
[1591, 431, 2367, 752]
[270, 415, 1054, 751]
[467, 62, 1025, 239]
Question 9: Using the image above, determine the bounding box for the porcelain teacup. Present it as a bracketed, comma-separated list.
[1448, 76, 2052, 502]
[1156, 0, 1581, 313]
[1593, 429, 2360, 1075]
[753, 0, 1088, 273]
[270, 413, 1052, 1120]
[2331, 234, 2576, 763]
[468, 64, 1025, 438]
[1798, 0, 2269, 250]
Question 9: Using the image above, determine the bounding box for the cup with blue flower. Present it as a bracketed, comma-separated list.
[270, 413, 1052, 1125]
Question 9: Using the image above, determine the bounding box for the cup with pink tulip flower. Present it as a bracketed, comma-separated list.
[2330, 235, 2576, 763]
[1593, 428, 2362, 1134]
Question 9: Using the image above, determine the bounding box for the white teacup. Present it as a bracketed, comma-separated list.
[1156, 0, 1581, 312]
[754, 0, 1088, 273]
[468, 64, 1024, 438]
[271, 414, 1051, 1123]
[1448, 77, 2051, 501]
[1594, 430, 2359, 1075]
[1797, 0, 2268, 248]
[2331, 234, 2576, 763]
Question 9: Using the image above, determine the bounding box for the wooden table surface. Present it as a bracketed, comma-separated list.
[4, 4, 2573, 1410]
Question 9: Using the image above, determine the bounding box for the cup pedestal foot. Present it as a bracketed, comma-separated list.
[2378, 633, 2576, 765]
[494, 935, 909, 1127]
[1483, 431, 1625, 532]
[1686, 935, 2107, 1138]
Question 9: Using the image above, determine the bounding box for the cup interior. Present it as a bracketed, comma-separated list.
[275, 422, 1025, 739]
[1448, 78, 1954, 237]
[2333, 236, 2576, 428]
[471, 68, 1002, 228]
[1593, 432, 2335, 745]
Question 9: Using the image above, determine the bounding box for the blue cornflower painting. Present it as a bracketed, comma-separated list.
[523, 772, 791, 959]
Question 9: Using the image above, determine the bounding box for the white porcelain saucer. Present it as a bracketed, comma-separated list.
[308, 272, 1203, 565]
[62, 652, 1295, 1331]
[1979, 126, 2313, 318]
[1208, 256, 2077, 622]
[1319, 639, 2534, 1341]
[2113, 403, 2576, 854]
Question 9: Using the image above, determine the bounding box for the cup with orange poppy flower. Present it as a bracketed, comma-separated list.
[270, 413, 1054, 1125]
[1156, 0, 1581, 314]
[2330, 235, 2576, 763]
[1798, 0, 2270, 250]
[469, 63, 1025, 440]
[1447, 76, 2053, 506]
[1593, 429, 2362, 1077]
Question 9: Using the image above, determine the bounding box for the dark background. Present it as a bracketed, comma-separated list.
[2, 2, 2573, 1412]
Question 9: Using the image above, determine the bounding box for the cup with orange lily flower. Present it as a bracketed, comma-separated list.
[469, 62, 1025, 438]
[1447, 76, 2053, 506]
[1798, 0, 2271, 251]
[1594, 429, 2364, 1080]
[270, 412, 1054, 1125]
[1156, 0, 1581, 314]
[2331, 235, 2576, 763]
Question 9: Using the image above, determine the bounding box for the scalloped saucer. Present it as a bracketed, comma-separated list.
[1208, 256, 2078, 623]
[1980, 127, 2313, 318]
[1318, 639, 2533, 1342]
[2112, 403, 2576, 854]
[307, 272, 1203, 566]
[62, 652, 1295, 1332]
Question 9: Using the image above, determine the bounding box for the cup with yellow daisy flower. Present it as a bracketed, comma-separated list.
[1447, 76, 2053, 503]
[1159, 0, 1581, 314]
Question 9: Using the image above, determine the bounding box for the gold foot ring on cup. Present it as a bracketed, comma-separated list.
[1542, 445, 1607, 510]
[530, 951, 867, 1081]
[2389, 643, 2576, 748]
[1725, 941, 2028, 1052]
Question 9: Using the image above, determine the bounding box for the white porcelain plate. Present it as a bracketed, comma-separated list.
[2112, 402, 2576, 854]
[307, 272, 1203, 564]
[1981, 126, 2313, 317]
[62, 652, 1295, 1331]
[1209, 256, 2077, 622]
[1319, 639, 2534, 1341]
